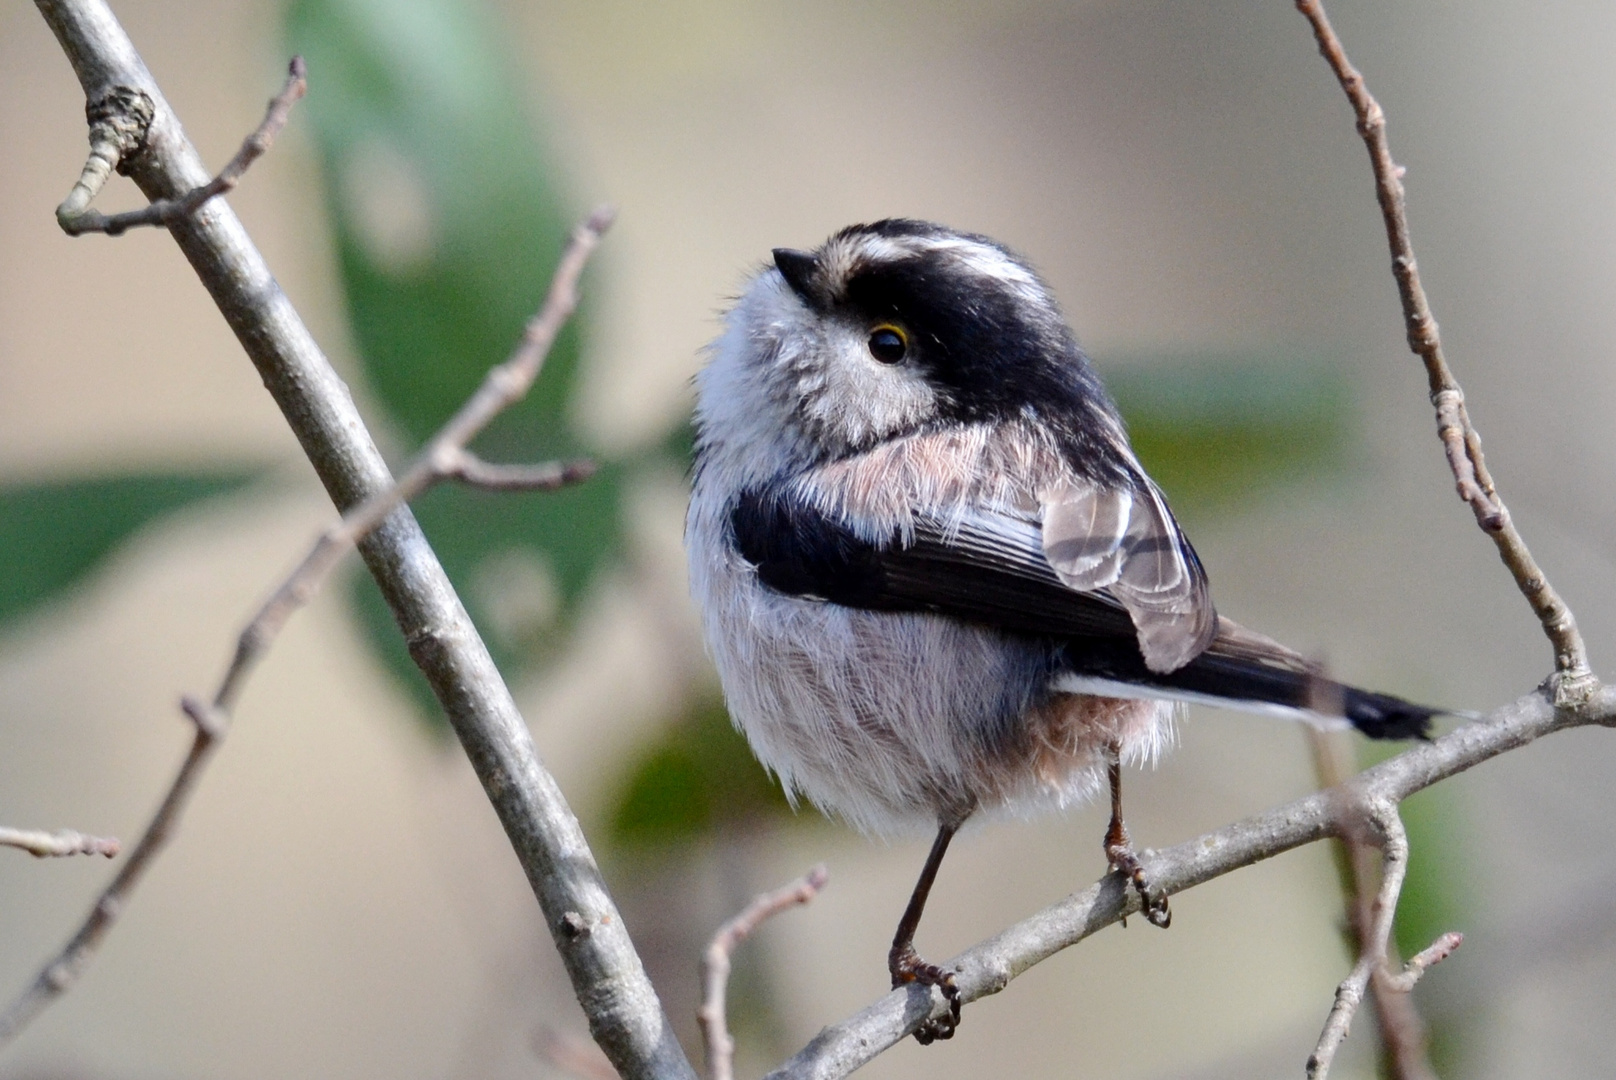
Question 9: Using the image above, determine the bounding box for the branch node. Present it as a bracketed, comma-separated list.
[58, 58, 304, 238]
[85, 85, 154, 165]
[179, 695, 227, 741]
[1549, 669, 1601, 710]
[559, 911, 593, 940]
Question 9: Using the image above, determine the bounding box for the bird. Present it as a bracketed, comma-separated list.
[684, 219, 1438, 1043]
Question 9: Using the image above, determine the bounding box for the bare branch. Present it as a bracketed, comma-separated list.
[766, 688, 1613, 1080]
[0, 828, 120, 859]
[699, 866, 829, 1080]
[1384, 932, 1464, 994]
[1309, 728, 1448, 1080]
[0, 700, 221, 1042]
[1307, 802, 1407, 1080]
[1292, 0, 1594, 702]
[444, 451, 598, 492]
[210, 205, 611, 722]
[31, 5, 690, 1076]
[56, 55, 306, 237]
[0, 203, 612, 1048]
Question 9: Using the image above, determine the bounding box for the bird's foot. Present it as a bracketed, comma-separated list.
[889, 944, 962, 1044]
[1105, 838, 1171, 928]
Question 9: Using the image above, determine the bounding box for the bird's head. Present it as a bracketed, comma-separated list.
[694, 220, 1126, 487]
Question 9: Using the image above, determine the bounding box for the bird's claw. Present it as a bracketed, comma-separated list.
[890, 945, 962, 1044]
[1106, 840, 1172, 928]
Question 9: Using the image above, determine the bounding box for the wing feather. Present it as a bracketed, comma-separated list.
[1041, 479, 1214, 672]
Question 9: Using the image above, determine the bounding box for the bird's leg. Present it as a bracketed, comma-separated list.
[1103, 743, 1171, 928]
[888, 822, 962, 1044]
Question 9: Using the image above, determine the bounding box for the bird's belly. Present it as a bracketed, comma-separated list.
[692, 544, 1170, 835]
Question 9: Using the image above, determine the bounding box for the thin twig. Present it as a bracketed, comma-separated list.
[1293, 0, 1593, 702]
[56, 56, 306, 236]
[0, 702, 221, 1042]
[1384, 932, 1464, 994]
[445, 451, 598, 492]
[699, 866, 829, 1080]
[211, 205, 610, 719]
[0, 828, 120, 859]
[0, 206, 609, 1049]
[1307, 803, 1407, 1080]
[1308, 729, 1447, 1080]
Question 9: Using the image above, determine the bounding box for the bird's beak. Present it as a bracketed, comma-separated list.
[772, 248, 821, 306]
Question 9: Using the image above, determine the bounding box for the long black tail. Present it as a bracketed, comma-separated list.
[1060, 639, 1438, 740]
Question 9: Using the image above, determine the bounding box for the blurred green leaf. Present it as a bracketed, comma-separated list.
[0, 473, 254, 628]
[285, 0, 630, 718]
[609, 694, 794, 847]
[286, 0, 583, 452]
[1101, 353, 1356, 519]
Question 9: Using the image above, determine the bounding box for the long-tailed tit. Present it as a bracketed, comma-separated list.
[686, 219, 1438, 1042]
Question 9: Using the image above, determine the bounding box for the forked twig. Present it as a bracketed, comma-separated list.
[0, 701, 220, 1043]
[0, 205, 612, 1048]
[763, 688, 1602, 1080]
[1307, 801, 1408, 1079]
[1308, 731, 1460, 1080]
[56, 56, 307, 236]
[206, 203, 612, 718]
[0, 828, 120, 859]
[699, 866, 829, 1080]
[1294, 0, 1593, 702]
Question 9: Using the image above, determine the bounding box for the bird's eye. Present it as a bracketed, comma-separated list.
[867, 325, 908, 364]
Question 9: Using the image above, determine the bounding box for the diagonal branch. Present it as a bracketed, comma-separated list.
[765, 687, 1614, 1080]
[0, 828, 120, 859]
[32, 3, 694, 1077]
[0, 207, 607, 1048]
[1293, 0, 1593, 703]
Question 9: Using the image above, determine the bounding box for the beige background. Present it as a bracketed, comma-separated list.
[3, 2, 1616, 1078]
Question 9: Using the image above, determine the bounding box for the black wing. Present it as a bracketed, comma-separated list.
[728, 486, 1435, 740]
[729, 485, 1139, 641]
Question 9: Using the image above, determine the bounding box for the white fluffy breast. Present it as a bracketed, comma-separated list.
[685, 482, 1175, 836]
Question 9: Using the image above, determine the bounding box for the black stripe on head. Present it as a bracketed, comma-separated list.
[830, 223, 1135, 485]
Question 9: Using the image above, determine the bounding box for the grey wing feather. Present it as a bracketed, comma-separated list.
[1042, 479, 1216, 673]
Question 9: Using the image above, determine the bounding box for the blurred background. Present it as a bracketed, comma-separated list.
[3, 1, 1615, 1077]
